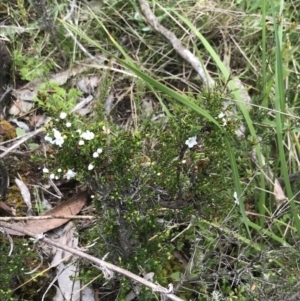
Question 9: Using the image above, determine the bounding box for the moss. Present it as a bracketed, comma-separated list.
[0, 118, 16, 141]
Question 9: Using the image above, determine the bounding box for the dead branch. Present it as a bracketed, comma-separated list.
[0, 128, 44, 158]
[0, 215, 94, 221]
[137, 0, 214, 88]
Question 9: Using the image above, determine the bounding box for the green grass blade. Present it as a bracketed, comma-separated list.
[271, 1, 300, 236]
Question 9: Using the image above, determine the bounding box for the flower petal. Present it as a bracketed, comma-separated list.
[60, 112, 67, 119]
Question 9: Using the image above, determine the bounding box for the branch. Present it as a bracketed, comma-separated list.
[0, 128, 44, 158]
[137, 0, 214, 88]
[0, 215, 94, 221]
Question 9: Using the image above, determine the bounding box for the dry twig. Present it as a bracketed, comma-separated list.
[0, 128, 44, 158]
[0, 215, 94, 221]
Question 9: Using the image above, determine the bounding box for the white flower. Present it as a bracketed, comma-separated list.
[185, 136, 197, 148]
[54, 136, 64, 147]
[65, 169, 77, 180]
[88, 163, 94, 170]
[53, 129, 60, 138]
[45, 129, 64, 147]
[217, 112, 227, 126]
[60, 112, 67, 119]
[43, 168, 49, 173]
[66, 122, 72, 128]
[78, 140, 85, 146]
[76, 129, 82, 134]
[55, 176, 59, 180]
[58, 168, 62, 172]
[91, 195, 95, 199]
[45, 134, 54, 143]
[81, 130, 95, 140]
[93, 148, 103, 158]
[218, 112, 225, 119]
[50, 173, 55, 179]
[234, 191, 239, 205]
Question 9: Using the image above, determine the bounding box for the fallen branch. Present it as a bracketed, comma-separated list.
[0, 222, 184, 301]
[0, 215, 94, 221]
[0, 128, 44, 158]
[138, 0, 214, 88]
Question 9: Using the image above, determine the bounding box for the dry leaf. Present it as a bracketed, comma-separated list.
[0, 201, 13, 216]
[0, 191, 87, 236]
[15, 178, 32, 216]
[76, 75, 100, 94]
[51, 222, 95, 301]
[25, 191, 87, 234]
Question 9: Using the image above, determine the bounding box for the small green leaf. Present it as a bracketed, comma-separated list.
[16, 127, 26, 137]
[28, 143, 38, 150]
[170, 272, 182, 281]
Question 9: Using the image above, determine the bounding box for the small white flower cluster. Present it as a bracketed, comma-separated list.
[78, 130, 95, 145]
[65, 169, 77, 179]
[43, 167, 77, 180]
[45, 129, 64, 147]
[93, 148, 103, 158]
[44, 111, 107, 175]
[44, 112, 72, 147]
[60, 112, 72, 127]
[81, 130, 95, 140]
[88, 148, 103, 170]
[83, 148, 103, 171]
[76, 129, 104, 171]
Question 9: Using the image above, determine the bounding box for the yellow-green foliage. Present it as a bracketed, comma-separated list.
[0, 238, 42, 300]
